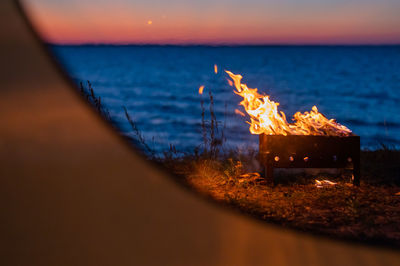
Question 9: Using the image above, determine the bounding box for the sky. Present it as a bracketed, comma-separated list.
[22, 0, 400, 45]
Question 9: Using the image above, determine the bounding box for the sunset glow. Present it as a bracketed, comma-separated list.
[22, 0, 400, 45]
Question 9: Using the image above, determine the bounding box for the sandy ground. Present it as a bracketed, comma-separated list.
[0, 1, 399, 265]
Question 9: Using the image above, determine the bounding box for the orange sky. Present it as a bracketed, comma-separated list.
[22, 0, 400, 45]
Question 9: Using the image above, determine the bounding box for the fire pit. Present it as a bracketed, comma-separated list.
[225, 70, 361, 186]
[259, 134, 360, 185]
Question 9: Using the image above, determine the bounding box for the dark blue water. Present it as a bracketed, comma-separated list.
[51, 45, 400, 152]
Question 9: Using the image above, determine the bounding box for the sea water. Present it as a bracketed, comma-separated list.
[51, 45, 400, 153]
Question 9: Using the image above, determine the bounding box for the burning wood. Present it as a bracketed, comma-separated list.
[226, 70, 352, 136]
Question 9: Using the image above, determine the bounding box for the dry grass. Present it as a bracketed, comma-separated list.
[166, 151, 400, 247]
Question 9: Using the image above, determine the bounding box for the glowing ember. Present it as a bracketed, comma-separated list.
[315, 179, 337, 188]
[198, 85, 204, 95]
[235, 109, 246, 117]
[226, 70, 352, 136]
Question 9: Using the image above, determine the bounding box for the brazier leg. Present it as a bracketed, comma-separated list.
[353, 159, 360, 186]
[265, 164, 274, 185]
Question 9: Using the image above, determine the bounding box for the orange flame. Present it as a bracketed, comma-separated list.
[214, 64, 218, 74]
[199, 85, 204, 95]
[235, 109, 246, 117]
[226, 70, 352, 136]
[315, 179, 337, 188]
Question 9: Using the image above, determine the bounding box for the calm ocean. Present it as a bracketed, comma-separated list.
[51, 45, 400, 153]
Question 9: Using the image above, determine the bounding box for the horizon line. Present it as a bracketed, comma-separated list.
[47, 42, 400, 47]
